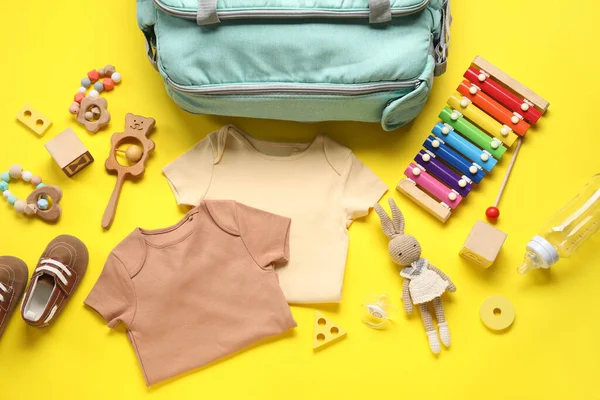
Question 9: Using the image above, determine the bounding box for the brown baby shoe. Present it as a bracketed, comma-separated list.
[0, 257, 29, 338]
[21, 235, 88, 327]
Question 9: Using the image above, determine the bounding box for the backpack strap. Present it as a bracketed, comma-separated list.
[197, 0, 220, 25]
[197, 0, 392, 25]
[369, 0, 392, 23]
[433, 0, 451, 76]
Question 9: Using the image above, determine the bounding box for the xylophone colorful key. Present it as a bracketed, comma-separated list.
[457, 80, 531, 136]
[465, 67, 542, 124]
[415, 150, 473, 197]
[404, 163, 463, 209]
[447, 94, 518, 147]
[464, 57, 550, 125]
[423, 136, 485, 184]
[439, 107, 506, 159]
[432, 122, 497, 172]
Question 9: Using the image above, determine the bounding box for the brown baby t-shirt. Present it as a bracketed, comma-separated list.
[85, 200, 296, 386]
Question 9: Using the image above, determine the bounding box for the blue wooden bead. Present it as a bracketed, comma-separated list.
[37, 198, 49, 210]
[0, 172, 10, 182]
[94, 81, 104, 92]
[81, 77, 92, 88]
[0, 181, 7, 192]
[36, 183, 46, 189]
[7, 194, 17, 205]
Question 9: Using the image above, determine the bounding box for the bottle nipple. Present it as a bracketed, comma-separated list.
[518, 251, 542, 275]
[518, 236, 560, 275]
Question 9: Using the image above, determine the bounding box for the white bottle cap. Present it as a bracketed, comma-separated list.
[526, 236, 560, 268]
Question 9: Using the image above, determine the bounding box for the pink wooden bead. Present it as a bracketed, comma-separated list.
[103, 78, 115, 91]
[69, 102, 80, 115]
[31, 176, 42, 186]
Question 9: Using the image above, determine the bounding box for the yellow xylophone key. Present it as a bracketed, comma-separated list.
[447, 94, 518, 147]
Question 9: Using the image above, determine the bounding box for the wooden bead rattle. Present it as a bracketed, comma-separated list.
[1, 164, 62, 222]
[102, 114, 156, 230]
[116, 145, 144, 163]
[70, 65, 121, 133]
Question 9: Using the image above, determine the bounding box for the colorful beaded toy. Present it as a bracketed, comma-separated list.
[69, 65, 122, 133]
[1, 164, 63, 222]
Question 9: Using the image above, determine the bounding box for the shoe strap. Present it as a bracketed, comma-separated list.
[32, 259, 77, 296]
[0, 284, 13, 312]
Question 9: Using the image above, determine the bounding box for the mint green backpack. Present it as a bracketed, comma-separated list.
[137, 0, 450, 130]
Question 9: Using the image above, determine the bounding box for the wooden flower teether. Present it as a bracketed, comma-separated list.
[102, 113, 156, 230]
[77, 97, 110, 133]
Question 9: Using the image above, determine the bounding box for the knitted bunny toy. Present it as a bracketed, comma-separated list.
[374, 198, 456, 354]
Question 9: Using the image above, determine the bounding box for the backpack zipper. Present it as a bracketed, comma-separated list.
[153, 0, 430, 21]
[166, 78, 420, 96]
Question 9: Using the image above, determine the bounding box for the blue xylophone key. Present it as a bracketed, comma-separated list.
[432, 123, 497, 172]
[423, 135, 485, 184]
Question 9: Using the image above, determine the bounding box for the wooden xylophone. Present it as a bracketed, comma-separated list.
[397, 56, 550, 223]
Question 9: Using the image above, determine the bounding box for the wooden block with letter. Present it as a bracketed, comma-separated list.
[44, 128, 94, 177]
[459, 221, 507, 268]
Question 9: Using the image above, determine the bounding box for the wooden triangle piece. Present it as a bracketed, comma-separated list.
[313, 311, 347, 350]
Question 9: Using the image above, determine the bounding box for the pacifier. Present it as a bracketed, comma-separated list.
[361, 293, 396, 329]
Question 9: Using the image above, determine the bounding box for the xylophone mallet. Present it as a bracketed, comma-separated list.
[485, 137, 523, 222]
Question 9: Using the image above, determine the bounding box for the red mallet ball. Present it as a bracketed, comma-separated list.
[87, 70, 100, 82]
[74, 92, 86, 103]
[103, 78, 115, 91]
[485, 206, 500, 222]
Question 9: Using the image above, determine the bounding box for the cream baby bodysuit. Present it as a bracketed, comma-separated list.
[163, 125, 388, 303]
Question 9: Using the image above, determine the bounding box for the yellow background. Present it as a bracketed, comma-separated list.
[1, 0, 599, 398]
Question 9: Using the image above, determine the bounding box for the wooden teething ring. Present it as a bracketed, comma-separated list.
[77, 97, 111, 133]
[101, 114, 155, 230]
[26, 185, 63, 222]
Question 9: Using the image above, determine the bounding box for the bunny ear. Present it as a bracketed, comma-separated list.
[388, 198, 405, 234]
[374, 203, 397, 239]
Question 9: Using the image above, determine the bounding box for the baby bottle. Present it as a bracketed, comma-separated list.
[518, 174, 600, 274]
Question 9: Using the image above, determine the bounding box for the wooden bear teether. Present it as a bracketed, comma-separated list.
[102, 113, 156, 230]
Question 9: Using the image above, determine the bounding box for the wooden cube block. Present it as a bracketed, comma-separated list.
[45, 129, 94, 177]
[459, 221, 507, 268]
